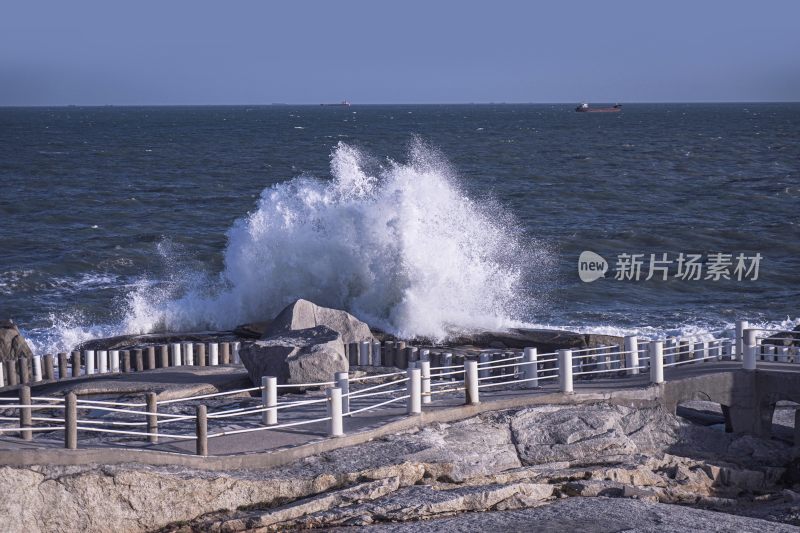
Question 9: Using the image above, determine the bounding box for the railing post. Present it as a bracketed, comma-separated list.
[196, 343, 206, 367]
[146, 346, 156, 369]
[383, 341, 394, 367]
[442, 353, 453, 380]
[233, 342, 241, 364]
[65, 392, 77, 450]
[624, 336, 639, 375]
[743, 328, 757, 370]
[336, 371, 350, 414]
[32, 355, 42, 382]
[19, 356, 30, 384]
[183, 342, 194, 366]
[195, 405, 208, 456]
[649, 341, 664, 384]
[71, 350, 81, 377]
[407, 367, 422, 414]
[420, 361, 431, 405]
[523, 347, 538, 388]
[170, 343, 182, 366]
[372, 341, 382, 367]
[221, 342, 230, 364]
[209, 343, 219, 366]
[134, 349, 144, 372]
[327, 387, 343, 437]
[146, 392, 158, 444]
[158, 345, 169, 368]
[58, 352, 68, 379]
[735, 320, 748, 361]
[85, 350, 95, 375]
[110, 350, 120, 373]
[464, 360, 479, 405]
[261, 376, 278, 425]
[43, 354, 54, 381]
[693, 341, 705, 363]
[98, 350, 108, 374]
[19, 385, 32, 441]
[478, 353, 490, 379]
[558, 349, 573, 393]
[359, 341, 370, 366]
[0, 362, 5, 387]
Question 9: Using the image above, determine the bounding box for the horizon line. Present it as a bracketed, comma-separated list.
[1, 100, 799, 109]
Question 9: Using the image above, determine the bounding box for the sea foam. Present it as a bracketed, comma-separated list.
[121, 140, 547, 341]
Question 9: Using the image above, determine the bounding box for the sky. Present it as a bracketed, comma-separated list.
[1, 0, 799, 106]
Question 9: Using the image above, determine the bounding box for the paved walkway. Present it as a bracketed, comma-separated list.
[1, 360, 798, 461]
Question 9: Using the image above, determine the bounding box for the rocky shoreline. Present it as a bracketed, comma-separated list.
[1, 402, 798, 532]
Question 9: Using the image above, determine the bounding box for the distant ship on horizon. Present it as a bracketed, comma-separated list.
[575, 103, 622, 113]
[321, 100, 351, 107]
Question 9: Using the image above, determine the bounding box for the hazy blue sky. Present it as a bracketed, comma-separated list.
[2, 0, 798, 105]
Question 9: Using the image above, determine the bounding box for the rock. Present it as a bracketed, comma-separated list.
[263, 299, 374, 344]
[0, 319, 33, 361]
[448, 327, 622, 352]
[238, 325, 347, 386]
[232, 320, 272, 339]
[510, 404, 682, 467]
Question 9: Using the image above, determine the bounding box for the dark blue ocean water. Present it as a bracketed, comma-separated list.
[1, 104, 798, 351]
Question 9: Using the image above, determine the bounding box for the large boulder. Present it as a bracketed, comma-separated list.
[239, 325, 347, 386]
[263, 299, 374, 345]
[0, 319, 33, 361]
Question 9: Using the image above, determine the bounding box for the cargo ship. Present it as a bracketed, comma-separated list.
[321, 100, 351, 107]
[575, 103, 622, 113]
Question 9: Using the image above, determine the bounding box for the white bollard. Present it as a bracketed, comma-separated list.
[327, 387, 343, 437]
[170, 343, 182, 366]
[407, 367, 422, 414]
[32, 355, 42, 382]
[694, 341, 706, 363]
[98, 350, 108, 373]
[359, 341, 370, 366]
[779, 346, 790, 363]
[0, 363, 4, 387]
[261, 376, 277, 425]
[85, 350, 95, 375]
[336, 371, 350, 414]
[743, 329, 757, 370]
[558, 349, 573, 393]
[478, 353, 490, 379]
[233, 342, 241, 364]
[735, 320, 748, 361]
[419, 348, 430, 362]
[183, 343, 194, 366]
[664, 337, 676, 365]
[464, 360, 479, 405]
[523, 347, 538, 389]
[624, 336, 639, 375]
[420, 360, 431, 405]
[372, 341, 382, 367]
[767, 345, 777, 362]
[649, 341, 664, 384]
[209, 343, 219, 366]
[443, 353, 453, 380]
[110, 350, 120, 373]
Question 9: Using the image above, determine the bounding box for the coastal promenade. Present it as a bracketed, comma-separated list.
[0, 325, 799, 469]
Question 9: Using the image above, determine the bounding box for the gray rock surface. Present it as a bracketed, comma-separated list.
[325, 498, 800, 532]
[0, 319, 33, 361]
[0, 403, 797, 532]
[264, 299, 374, 344]
[239, 325, 347, 386]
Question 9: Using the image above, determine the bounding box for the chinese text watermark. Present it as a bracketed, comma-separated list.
[579, 251, 762, 283]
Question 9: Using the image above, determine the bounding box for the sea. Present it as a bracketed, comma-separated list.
[1, 103, 798, 353]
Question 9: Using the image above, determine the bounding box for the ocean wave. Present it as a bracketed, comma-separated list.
[120, 139, 548, 341]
